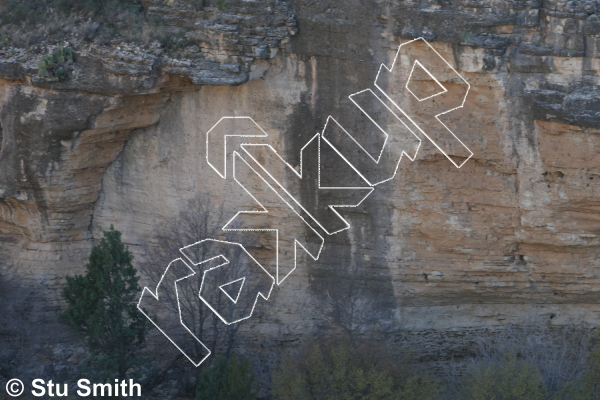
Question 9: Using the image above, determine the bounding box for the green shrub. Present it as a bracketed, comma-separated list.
[398, 376, 442, 400]
[271, 355, 305, 400]
[159, 32, 191, 52]
[581, 347, 600, 399]
[459, 31, 478, 45]
[458, 353, 546, 400]
[0, 35, 10, 48]
[271, 339, 440, 400]
[196, 354, 256, 400]
[0, 35, 12, 57]
[38, 45, 74, 82]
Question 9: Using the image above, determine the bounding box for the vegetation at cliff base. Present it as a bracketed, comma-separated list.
[458, 353, 546, 400]
[271, 339, 440, 400]
[196, 354, 256, 400]
[61, 225, 148, 381]
[270, 327, 600, 400]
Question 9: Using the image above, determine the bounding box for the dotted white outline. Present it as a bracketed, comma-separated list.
[321, 88, 423, 186]
[346, 89, 391, 164]
[240, 133, 374, 236]
[141, 36, 474, 367]
[222, 152, 325, 285]
[206, 116, 268, 179]
[179, 238, 275, 325]
[374, 37, 473, 168]
[137, 258, 212, 367]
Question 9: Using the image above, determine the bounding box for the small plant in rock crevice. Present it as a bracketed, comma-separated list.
[37, 45, 74, 82]
[0, 35, 10, 48]
[0, 35, 14, 58]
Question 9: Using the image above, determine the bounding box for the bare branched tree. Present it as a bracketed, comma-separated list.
[322, 257, 394, 342]
[140, 194, 258, 394]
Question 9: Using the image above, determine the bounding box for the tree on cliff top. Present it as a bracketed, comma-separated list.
[61, 225, 147, 381]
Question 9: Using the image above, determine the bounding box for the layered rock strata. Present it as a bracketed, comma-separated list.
[1, 0, 600, 388]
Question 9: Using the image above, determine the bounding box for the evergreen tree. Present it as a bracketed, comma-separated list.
[61, 226, 147, 381]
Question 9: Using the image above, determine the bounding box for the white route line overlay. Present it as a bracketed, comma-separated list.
[406, 60, 448, 102]
[219, 277, 246, 304]
[240, 134, 374, 236]
[137, 258, 211, 367]
[346, 89, 390, 164]
[180, 239, 275, 325]
[206, 116, 269, 179]
[374, 37, 473, 168]
[223, 153, 325, 285]
[139, 36, 474, 367]
[321, 111, 421, 187]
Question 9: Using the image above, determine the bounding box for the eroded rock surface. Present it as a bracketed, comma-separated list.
[2, 0, 600, 390]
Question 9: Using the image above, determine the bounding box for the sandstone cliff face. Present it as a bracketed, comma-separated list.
[1, 0, 600, 385]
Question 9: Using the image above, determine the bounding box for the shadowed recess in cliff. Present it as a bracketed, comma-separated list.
[283, 0, 399, 337]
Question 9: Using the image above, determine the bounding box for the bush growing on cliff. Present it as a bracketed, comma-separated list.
[61, 226, 148, 381]
[37, 45, 73, 82]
